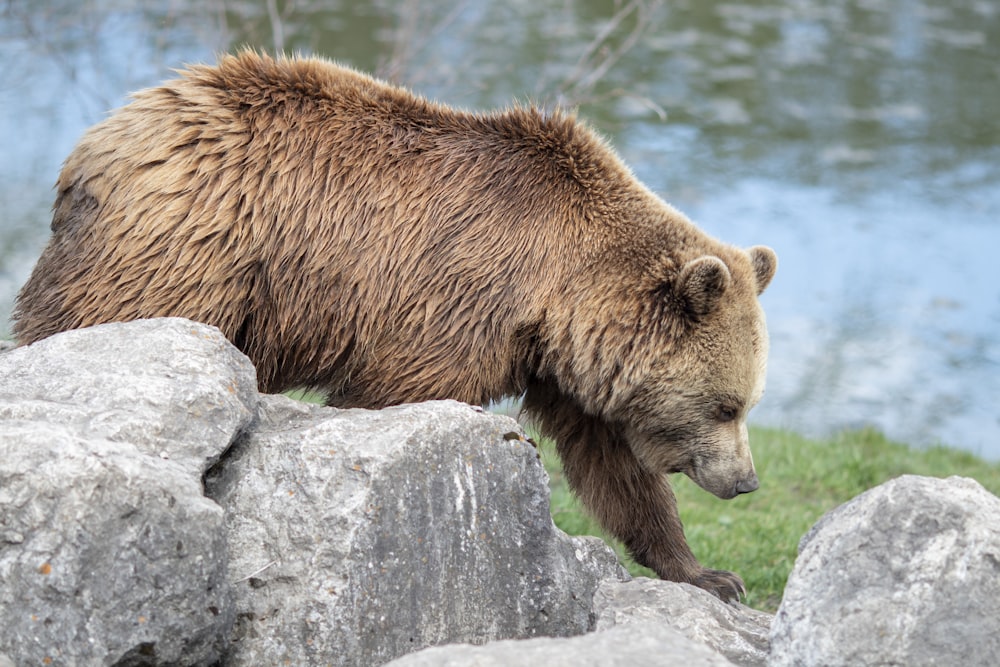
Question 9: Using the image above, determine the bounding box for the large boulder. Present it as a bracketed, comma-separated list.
[769, 474, 1000, 667]
[382, 622, 738, 666]
[594, 579, 772, 667]
[0, 319, 258, 665]
[8, 317, 775, 665]
[206, 396, 628, 666]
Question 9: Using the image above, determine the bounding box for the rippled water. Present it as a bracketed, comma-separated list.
[2, 0, 998, 456]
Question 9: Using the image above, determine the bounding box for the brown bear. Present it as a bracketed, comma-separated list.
[13, 51, 776, 601]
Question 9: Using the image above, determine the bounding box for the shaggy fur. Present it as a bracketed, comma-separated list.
[14, 51, 777, 601]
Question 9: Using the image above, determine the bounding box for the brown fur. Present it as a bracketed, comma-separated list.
[13, 51, 777, 600]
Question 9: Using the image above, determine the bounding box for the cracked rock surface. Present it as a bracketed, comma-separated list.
[0, 319, 257, 665]
[208, 395, 627, 666]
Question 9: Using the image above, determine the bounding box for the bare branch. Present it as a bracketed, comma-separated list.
[266, 0, 285, 53]
[554, 0, 664, 109]
[561, 0, 641, 93]
[378, 0, 469, 84]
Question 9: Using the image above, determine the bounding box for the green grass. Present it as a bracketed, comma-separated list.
[283, 388, 327, 404]
[537, 426, 1000, 612]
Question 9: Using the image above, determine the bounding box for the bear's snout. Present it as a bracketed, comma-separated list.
[687, 462, 758, 500]
[734, 473, 759, 496]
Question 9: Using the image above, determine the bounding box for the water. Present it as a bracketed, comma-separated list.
[2, 0, 998, 457]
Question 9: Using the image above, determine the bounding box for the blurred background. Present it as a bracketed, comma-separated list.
[1, 0, 997, 457]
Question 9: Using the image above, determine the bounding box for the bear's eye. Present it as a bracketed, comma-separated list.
[715, 405, 739, 422]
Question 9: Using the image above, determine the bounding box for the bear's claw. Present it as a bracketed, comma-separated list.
[693, 568, 747, 604]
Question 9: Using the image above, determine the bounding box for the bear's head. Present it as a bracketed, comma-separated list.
[552, 240, 777, 500]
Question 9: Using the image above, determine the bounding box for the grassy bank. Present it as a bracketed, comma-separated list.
[538, 427, 1000, 612]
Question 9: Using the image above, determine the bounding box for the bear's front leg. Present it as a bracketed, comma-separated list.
[524, 385, 745, 602]
[562, 427, 745, 602]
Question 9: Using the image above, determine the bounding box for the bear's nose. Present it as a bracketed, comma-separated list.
[735, 474, 759, 495]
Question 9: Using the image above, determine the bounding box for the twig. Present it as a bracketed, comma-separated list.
[378, 0, 469, 84]
[266, 0, 284, 53]
[553, 0, 664, 109]
[234, 559, 279, 583]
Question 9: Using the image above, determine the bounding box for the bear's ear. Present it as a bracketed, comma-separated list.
[748, 245, 777, 295]
[676, 256, 731, 317]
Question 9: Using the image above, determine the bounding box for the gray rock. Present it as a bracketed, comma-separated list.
[594, 578, 772, 667]
[0, 319, 258, 665]
[382, 622, 737, 666]
[769, 474, 1000, 667]
[0, 317, 258, 477]
[206, 396, 628, 666]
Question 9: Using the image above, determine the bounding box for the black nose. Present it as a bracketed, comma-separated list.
[735, 474, 759, 495]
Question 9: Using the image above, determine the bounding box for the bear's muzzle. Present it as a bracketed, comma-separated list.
[734, 473, 759, 496]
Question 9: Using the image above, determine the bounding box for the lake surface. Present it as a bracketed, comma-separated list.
[2, 0, 998, 457]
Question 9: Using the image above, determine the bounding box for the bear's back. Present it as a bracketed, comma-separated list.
[14, 52, 633, 403]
